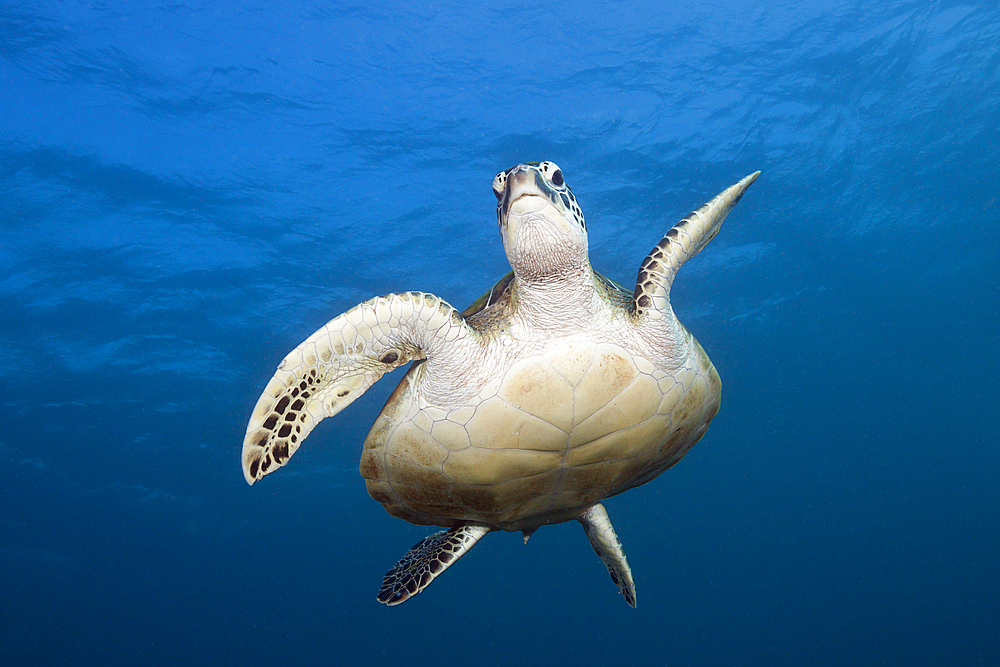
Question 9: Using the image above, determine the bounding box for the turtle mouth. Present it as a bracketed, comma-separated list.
[507, 192, 549, 216]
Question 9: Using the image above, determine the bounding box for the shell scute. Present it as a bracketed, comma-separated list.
[569, 346, 640, 424]
[429, 419, 471, 451]
[544, 343, 594, 386]
[389, 421, 450, 467]
[567, 372, 662, 449]
[441, 446, 562, 487]
[557, 460, 632, 497]
[565, 415, 672, 471]
[384, 454, 450, 493]
[462, 395, 567, 451]
[497, 356, 576, 433]
[446, 405, 476, 426]
[359, 448, 384, 481]
[451, 470, 561, 520]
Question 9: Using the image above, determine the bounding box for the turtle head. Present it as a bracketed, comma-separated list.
[493, 161, 588, 281]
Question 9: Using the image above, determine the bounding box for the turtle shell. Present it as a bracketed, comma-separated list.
[359, 272, 721, 531]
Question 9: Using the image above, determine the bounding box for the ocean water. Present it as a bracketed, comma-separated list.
[2, 1, 998, 665]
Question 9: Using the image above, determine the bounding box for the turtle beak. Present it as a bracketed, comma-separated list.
[505, 165, 544, 202]
[500, 165, 549, 223]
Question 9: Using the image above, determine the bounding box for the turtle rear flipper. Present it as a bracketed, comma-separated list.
[580, 503, 636, 608]
[378, 525, 491, 605]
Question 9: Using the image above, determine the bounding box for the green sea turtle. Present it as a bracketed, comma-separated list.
[242, 162, 759, 607]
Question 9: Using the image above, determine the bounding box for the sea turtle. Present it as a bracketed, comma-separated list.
[242, 162, 759, 607]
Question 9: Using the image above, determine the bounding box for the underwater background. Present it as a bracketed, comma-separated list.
[2, 1, 998, 665]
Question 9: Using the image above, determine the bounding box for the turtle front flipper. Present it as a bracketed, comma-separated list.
[242, 292, 473, 485]
[634, 171, 760, 319]
[378, 525, 491, 605]
[580, 503, 637, 608]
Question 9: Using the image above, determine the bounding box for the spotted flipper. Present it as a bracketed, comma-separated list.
[378, 525, 491, 605]
[634, 171, 760, 319]
[579, 503, 636, 608]
[241, 291, 475, 484]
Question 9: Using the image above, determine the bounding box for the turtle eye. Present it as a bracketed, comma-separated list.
[550, 169, 564, 187]
[492, 172, 505, 200]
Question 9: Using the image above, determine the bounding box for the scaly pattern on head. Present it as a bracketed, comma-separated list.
[492, 161, 588, 281]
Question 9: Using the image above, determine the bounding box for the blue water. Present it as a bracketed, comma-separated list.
[2, 1, 998, 665]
